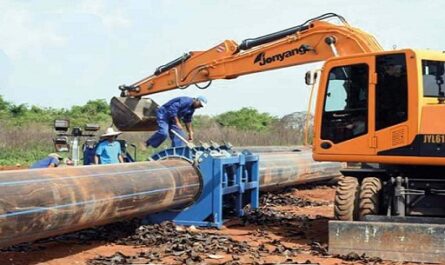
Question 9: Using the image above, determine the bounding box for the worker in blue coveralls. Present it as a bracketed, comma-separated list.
[146, 96, 207, 148]
[30, 153, 63, 169]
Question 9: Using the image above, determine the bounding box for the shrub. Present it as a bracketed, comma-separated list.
[215, 107, 278, 131]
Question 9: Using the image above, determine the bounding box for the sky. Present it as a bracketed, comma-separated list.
[0, 0, 444, 116]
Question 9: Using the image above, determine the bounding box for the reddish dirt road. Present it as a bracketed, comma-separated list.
[0, 165, 23, 171]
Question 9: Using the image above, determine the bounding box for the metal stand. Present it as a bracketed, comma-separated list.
[71, 136, 80, 166]
[145, 146, 259, 228]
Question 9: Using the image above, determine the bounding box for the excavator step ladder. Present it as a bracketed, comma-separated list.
[110, 97, 159, 131]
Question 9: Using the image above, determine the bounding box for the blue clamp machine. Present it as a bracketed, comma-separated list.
[145, 141, 259, 228]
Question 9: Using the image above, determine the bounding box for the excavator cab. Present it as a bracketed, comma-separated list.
[313, 49, 445, 165]
[314, 50, 410, 159]
[110, 96, 159, 131]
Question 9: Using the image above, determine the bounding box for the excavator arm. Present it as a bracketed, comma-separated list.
[111, 13, 383, 131]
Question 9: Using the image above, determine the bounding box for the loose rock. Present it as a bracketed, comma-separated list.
[241, 207, 310, 226]
[310, 241, 329, 256]
[89, 221, 252, 264]
[334, 252, 383, 263]
[260, 191, 328, 207]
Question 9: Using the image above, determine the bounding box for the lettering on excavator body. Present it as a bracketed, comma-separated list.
[254, 47, 307, 66]
[423, 134, 445, 144]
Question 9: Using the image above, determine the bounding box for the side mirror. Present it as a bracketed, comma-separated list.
[305, 70, 318, 85]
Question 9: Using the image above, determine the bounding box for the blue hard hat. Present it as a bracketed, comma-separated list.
[197, 96, 207, 107]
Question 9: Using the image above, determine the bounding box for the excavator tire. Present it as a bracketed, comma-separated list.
[358, 177, 382, 220]
[334, 176, 360, 221]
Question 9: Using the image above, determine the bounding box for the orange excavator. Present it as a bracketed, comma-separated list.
[112, 13, 445, 261]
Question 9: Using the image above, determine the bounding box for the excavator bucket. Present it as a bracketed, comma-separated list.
[110, 97, 159, 131]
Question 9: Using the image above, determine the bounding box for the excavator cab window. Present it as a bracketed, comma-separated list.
[321, 64, 368, 143]
[375, 53, 408, 130]
[422, 59, 445, 98]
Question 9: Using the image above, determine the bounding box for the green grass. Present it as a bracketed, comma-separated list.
[0, 143, 171, 166]
[0, 147, 52, 166]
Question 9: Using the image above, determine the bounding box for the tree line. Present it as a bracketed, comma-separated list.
[0, 95, 278, 131]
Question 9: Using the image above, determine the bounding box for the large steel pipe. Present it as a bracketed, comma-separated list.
[0, 160, 200, 248]
[259, 151, 343, 191]
[0, 150, 343, 248]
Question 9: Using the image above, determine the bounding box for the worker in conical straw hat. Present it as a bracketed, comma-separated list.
[94, 127, 124, 165]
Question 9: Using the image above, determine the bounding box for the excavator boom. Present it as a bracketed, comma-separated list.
[111, 13, 382, 131]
